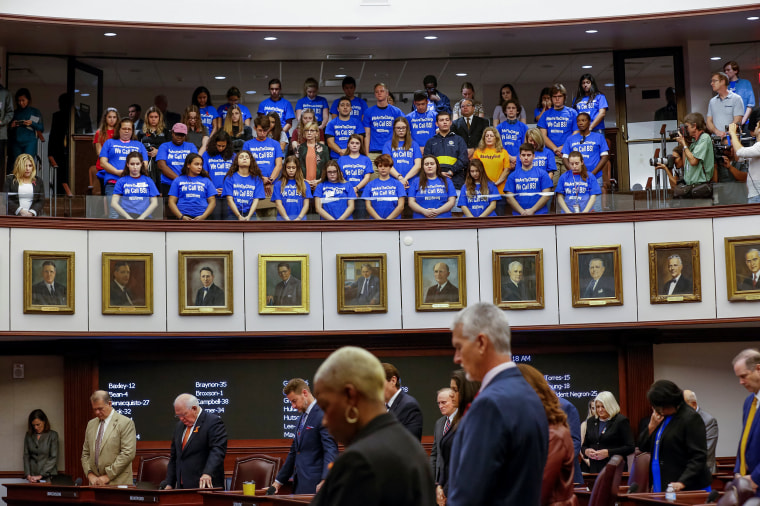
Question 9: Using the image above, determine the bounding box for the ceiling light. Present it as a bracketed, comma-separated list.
[710, 56, 722, 61]
[104, 32, 117, 37]
[748, 16, 759, 20]
[585, 29, 598, 34]
[424, 35, 438, 40]
[245, 90, 257, 94]
[335, 74, 347, 78]
[264, 37, 277, 41]
[214, 76, 226, 80]
[582, 65, 593, 69]
[81, 93, 90, 97]
[604, 83, 614, 87]
[456, 73, 468, 77]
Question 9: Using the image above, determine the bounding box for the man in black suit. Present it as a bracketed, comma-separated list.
[582, 257, 615, 298]
[382, 363, 423, 441]
[430, 388, 456, 484]
[194, 267, 225, 306]
[739, 248, 760, 291]
[425, 262, 459, 304]
[128, 104, 144, 134]
[31, 260, 67, 305]
[502, 260, 528, 301]
[452, 99, 488, 158]
[661, 254, 693, 295]
[165, 393, 227, 489]
[110, 261, 134, 306]
[348, 263, 380, 305]
[268, 262, 301, 306]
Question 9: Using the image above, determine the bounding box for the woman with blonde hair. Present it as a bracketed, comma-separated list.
[222, 104, 252, 152]
[581, 391, 634, 473]
[4, 153, 44, 216]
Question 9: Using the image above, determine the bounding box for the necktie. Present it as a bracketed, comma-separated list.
[203, 287, 208, 300]
[753, 276, 758, 289]
[385, 403, 390, 411]
[443, 417, 451, 436]
[466, 117, 471, 130]
[740, 398, 758, 474]
[94, 420, 104, 468]
[182, 426, 192, 449]
[49, 285, 54, 295]
[297, 414, 307, 439]
[361, 278, 367, 295]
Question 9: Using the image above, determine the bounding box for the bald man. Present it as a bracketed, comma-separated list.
[683, 389, 718, 472]
[425, 262, 459, 303]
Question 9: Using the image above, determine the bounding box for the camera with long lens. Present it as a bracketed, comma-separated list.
[667, 124, 688, 141]
[649, 154, 675, 168]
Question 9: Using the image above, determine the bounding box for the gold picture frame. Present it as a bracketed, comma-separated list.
[101, 253, 154, 315]
[414, 250, 466, 312]
[23, 250, 75, 314]
[725, 235, 760, 302]
[178, 251, 233, 315]
[337, 254, 388, 314]
[648, 241, 701, 304]
[570, 245, 623, 308]
[492, 249, 544, 310]
[259, 254, 310, 314]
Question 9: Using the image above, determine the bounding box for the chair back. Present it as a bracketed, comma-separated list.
[230, 454, 282, 491]
[137, 454, 170, 488]
[588, 455, 625, 506]
[718, 476, 756, 506]
[743, 498, 760, 506]
[627, 451, 651, 493]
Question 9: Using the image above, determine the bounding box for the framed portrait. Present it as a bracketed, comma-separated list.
[101, 253, 153, 315]
[259, 254, 310, 314]
[414, 250, 466, 312]
[337, 254, 388, 314]
[178, 251, 233, 315]
[492, 249, 544, 310]
[570, 245, 623, 308]
[648, 241, 701, 304]
[725, 236, 760, 301]
[23, 250, 75, 314]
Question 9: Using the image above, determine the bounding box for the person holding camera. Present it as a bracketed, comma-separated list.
[729, 122, 760, 204]
[676, 112, 715, 186]
[655, 145, 685, 188]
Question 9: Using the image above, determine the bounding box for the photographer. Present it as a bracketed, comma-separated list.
[676, 112, 715, 186]
[655, 145, 685, 188]
[729, 122, 760, 204]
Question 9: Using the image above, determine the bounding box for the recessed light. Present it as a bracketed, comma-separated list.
[456, 73, 468, 77]
[604, 83, 614, 87]
[585, 29, 598, 34]
[335, 74, 347, 78]
[81, 93, 90, 97]
[264, 36, 277, 41]
[424, 35, 438, 40]
[710, 56, 722, 61]
[748, 16, 759, 20]
[104, 32, 117, 37]
[74, 89, 80, 93]
[582, 65, 593, 69]
[214, 76, 226, 80]
[245, 90, 257, 95]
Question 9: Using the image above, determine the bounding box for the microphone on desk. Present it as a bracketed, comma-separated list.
[159, 480, 168, 490]
[706, 490, 720, 503]
[265, 486, 276, 495]
[627, 483, 639, 494]
[74, 478, 82, 487]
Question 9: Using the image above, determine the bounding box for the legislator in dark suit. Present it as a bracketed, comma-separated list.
[502, 279, 528, 301]
[581, 276, 615, 299]
[452, 115, 488, 150]
[349, 274, 380, 305]
[696, 407, 718, 473]
[194, 283, 225, 306]
[559, 397, 584, 484]
[310, 413, 435, 506]
[272, 276, 302, 306]
[660, 275, 693, 295]
[734, 393, 760, 487]
[166, 408, 227, 489]
[24, 430, 58, 479]
[448, 366, 549, 505]
[81, 410, 136, 486]
[275, 403, 338, 494]
[639, 403, 711, 491]
[425, 282, 459, 303]
[4, 174, 44, 216]
[434, 415, 457, 496]
[430, 415, 446, 483]
[388, 390, 424, 441]
[31, 281, 67, 306]
[110, 279, 134, 306]
[581, 413, 635, 473]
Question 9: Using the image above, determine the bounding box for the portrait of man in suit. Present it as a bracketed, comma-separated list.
[109, 262, 134, 306]
[501, 260, 529, 301]
[347, 263, 380, 306]
[660, 253, 693, 295]
[31, 260, 67, 306]
[268, 262, 302, 306]
[81, 390, 136, 486]
[194, 266, 225, 306]
[580, 256, 615, 299]
[738, 248, 760, 291]
[425, 261, 459, 304]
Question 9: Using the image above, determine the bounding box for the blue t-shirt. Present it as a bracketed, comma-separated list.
[157, 142, 198, 185]
[408, 177, 457, 219]
[406, 109, 437, 147]
[198, 106, 219, 134]
[382, 140, 422, 179]
[203, 152, 233, 191]
[555, 171, 602, 213]
[537, 107, 578, 148]
[518, 147, 558, 174]
[561, 132, 609, 177]
[496, 120, 529, 158]
[217, 103, 253, 123]
[242, 138, 283, 178]
[457, 181, 499, 217]
[99, 139, 149, 183]
[271, 179, 313, 220]
[364, 177, 406, 219]
[363, 105, 404, 152]
[222, 172, 266, 216]
[113, 174, 159, 215]
[729, 79, 755, 115]
[325, 117, 364, 159]
[573, 94, 609, 131]
[168, 175, 216, 217]
[315, 181, 357, 220]
[329, 97, 368, 120]
[505, 165, 554, 215]
[338, 155, 374, 195]
[296, 96, 330, 124]
[257, 97, 296, 124]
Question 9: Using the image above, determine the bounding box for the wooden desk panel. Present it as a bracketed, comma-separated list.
[4, 483, 95, 505]
[622, 490, 714, 505]
[93, 486, 218, 505]
[200, 491, 313, 505]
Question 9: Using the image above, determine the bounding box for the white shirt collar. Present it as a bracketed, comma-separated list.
[388, 388, 402, 408]
[304, 399, 316, 417]
[448, 408, 458, 423]
[479, 360, 516, 392]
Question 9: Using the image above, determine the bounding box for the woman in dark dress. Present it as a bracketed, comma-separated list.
[581, 391, 634, 473]
[23, 409, 58, 482]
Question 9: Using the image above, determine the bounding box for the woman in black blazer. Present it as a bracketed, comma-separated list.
[581, 391, 635, 473]
[4, 153, 44, 216]
[24, 409, 58, 482]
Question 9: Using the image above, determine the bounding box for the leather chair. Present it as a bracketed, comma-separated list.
[136, 454, 171, 488]
[718, 476, 756, 506]
[229, 454, 282, 491]
[627, 451, 651, 493]
[588, 455, 625, 506]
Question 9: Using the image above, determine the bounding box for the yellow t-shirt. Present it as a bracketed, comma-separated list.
[473, 148, 510, 193]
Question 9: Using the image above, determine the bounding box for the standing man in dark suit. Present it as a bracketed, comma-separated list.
[452, 99, 488, 158]
[501, 260, 528, 301]
[110, 262, 134, 306]
[194, 266, 225, 306]
[425, 262, 459, 304]
[382, 362, 423, 441]
[661, 254, 693, 295]
[448, 302, 548, 505]
[268, 262, 301, 306]
[732, 349, 760, 493]
[739, 249, 760, 291]
[430, 388, 456, 486]
[582, 257, 615, 298]
[31, 260, 67, 305]
[165, 394, 227, 490]
[348, 263, 380, 305]
[272, 378, 338, 494]
[683, 389, 718, 473]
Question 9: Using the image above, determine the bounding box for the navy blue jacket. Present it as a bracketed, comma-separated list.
[165, 410, 227, 489]
[423, 132, 469, 189]
[389, 390, 423, 441]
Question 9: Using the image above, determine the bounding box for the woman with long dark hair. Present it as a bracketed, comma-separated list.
[407, 155, 456, 219]
[23, 409, 58, 482]
[572, 74, 608, 133]
[192, 86, 220, 137]
[167, 153, 216, 220]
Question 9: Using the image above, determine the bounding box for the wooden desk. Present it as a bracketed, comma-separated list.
[200, 491, 313, 505]
[93, 486, 217, 505]
[4, 483, 95, 505]
[622, 490, 714, 505]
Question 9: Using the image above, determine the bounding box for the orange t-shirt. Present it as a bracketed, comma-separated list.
[473, 148, 509, 193]
[305, 145, 318, 181]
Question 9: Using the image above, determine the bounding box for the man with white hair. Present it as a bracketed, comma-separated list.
[732, 348, 760, 491]
[164, 393, 227, 489]
[447, 302, 548, 505]
[683, 389, 718, 473]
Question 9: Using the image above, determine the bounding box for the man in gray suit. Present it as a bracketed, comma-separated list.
[430, 388, 457, 483]
[268, 262, 301, 306]
[683, 389, 718, 473]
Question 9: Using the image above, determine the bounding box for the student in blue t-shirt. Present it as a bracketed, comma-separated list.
[242, 115, 283, 184]
[315, 160, 357, 220]
[202, 131, 235, 219]
[505, 143, 554, 216]
[364, 154, 406, 220]
[329, 76, 368, 120]
[167, 153, 217, 220]
[99, 117, 149, 219]
[222, 150, 265, 221]
[572, 74, 609, 133]
[561, 113, 609, 212]
[556, 151, 602, 214]
[408, 154, 457, 219]
[496, 99, 529, 166]
[111, 151, 160, 220]
[384, 116, 422, 186]
[363, 83, 405, 155]
[156, 123, 198, 196]
[524, 128, 558, 178]
[257, 78, 295, 135]
[338, 134, 374, 219]
[538, 84, 578, 183]
[216, 87, 252, 126]
[326, 96, 364, 159]
[271, 156, 312, 221]
[192, 86, 220, 137]
[458, 159, 499, 218]
[406, 91, 438, 151]
[296, 77, 330, 132]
